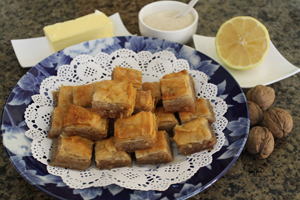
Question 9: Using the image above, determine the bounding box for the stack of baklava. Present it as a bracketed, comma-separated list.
[48, 66, 217, 171]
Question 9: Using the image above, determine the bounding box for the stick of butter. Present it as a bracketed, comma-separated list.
[43, 10, 114, 52]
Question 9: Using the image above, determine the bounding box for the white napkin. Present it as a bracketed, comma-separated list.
[11, 13, 132, 68]
[192, 34, 300, 88]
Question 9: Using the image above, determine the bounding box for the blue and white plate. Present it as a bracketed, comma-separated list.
[2, 36, 250, 200]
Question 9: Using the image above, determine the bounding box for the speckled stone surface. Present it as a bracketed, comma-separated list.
[1, 0, 300, 199]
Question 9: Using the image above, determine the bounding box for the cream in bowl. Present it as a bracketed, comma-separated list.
[138, 1, 199, 44]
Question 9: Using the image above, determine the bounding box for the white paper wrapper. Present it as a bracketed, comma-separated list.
[11, 12, 132, 68]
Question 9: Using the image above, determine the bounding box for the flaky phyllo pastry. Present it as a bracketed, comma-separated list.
[174, 117, 217, 155]
[178, 97, 216, 124]
[160, 70, 196, 112]
[48, 106, 68, 139]
[63, 104, 108, 141]
[72, 83, 94, 107]
[50, 135, 94, 170]
[142, 81, 162, 106]
[112, 65, 143, 90]
[47, 66, 217, 170]
[92, 80, 136, 119]
[114, 111, 158, 152]
[134, 90, 155, 114]
[155, 107, 179, 135]
[95, 137, 132, 169]
[135, 130, 173, 165]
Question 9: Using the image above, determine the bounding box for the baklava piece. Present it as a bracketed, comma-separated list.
[52, 90, 59, 107]
[86, 108, 115, 137]
[63, 104, 108, 141]
[155, 107, 179, 135]
[142, 82, 162, 106]
[135, 131, 173, 165]
[173, 117, 217, 155]
[72, 83, 94, 107]
[134, 90, 155, 113]
[95, 137, 132, 169]
[57, 85, 73, 107]
[114, 111, 157, 152]
[48, 106, 68, 139]
[87, 109, 115, 137]
[179, 97, 216, 124]
[49, 135, 94, 170]
[92, 80, 136, 119]
[112, 66, 142, 90]
[160, 70, 196, 112]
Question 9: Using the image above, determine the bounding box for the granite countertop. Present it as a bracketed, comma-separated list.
[1, 0, 300, 199]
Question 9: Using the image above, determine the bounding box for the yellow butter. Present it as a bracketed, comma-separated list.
[43, 11, 114, 52]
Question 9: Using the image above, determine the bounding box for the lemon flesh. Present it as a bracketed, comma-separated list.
[215, 16, 270, 70]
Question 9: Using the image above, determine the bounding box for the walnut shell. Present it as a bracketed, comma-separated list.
[262, 108, 293, 138]
[246, 126, 274, 159]
[246, 85, 275, 111]
[248, 101, 263, 127]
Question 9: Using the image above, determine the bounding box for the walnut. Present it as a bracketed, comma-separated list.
[248, 101, 263, 127]
[262, 108, 293, 138]
[246, 85, 275, 111]
[246, 126, 274, 159]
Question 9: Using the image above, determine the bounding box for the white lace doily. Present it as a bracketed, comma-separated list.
[24, 49, 228, 191]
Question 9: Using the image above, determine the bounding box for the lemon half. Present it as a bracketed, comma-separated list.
[215, 16, 270, 70]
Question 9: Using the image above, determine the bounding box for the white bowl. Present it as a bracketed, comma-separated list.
[138, 1, 199, 44]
